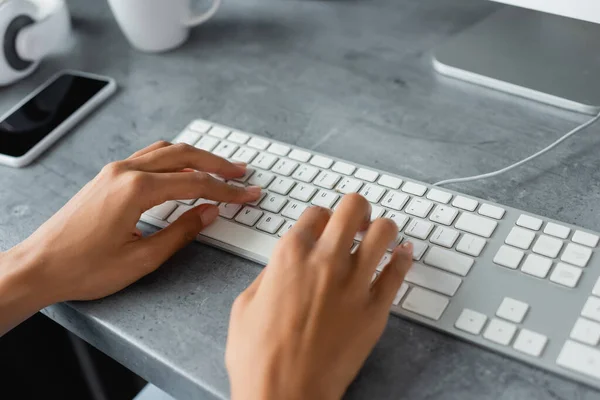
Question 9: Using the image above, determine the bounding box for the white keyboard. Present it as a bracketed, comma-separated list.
[141, 119, 600, 390]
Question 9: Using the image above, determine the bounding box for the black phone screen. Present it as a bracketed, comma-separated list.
[0, 74, 108, 157]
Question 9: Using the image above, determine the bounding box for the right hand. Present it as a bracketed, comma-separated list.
[226, 194, 414, 400]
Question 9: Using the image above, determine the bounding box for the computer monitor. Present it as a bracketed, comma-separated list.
[433, 1, 600, 114]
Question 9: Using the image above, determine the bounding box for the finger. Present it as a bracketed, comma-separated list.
[134, 204, 220, 271]
[319, 193, 371, 253]
[353, 218, 398, 281]
[287, 206, 332, 246]
[130, 143, 247, 178]
[145, 171, 262, 207]
[127, 141, 172, 159]
[370, 242, 413, 308]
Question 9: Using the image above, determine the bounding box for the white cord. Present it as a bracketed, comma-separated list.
[433, 110, 600, 187]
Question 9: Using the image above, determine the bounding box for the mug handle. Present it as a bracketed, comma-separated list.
[183, 0, 223, 27]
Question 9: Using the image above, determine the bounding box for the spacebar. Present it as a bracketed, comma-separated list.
[199, 218, 279, 264]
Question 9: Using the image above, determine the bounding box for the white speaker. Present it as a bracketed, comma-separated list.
[0, 0, 71, 86]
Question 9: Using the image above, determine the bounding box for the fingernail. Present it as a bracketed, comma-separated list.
[399, 241, 413, 255]
[233, 162, 247, 171]
[246, 185, 262, 194]
[201, 206, 219, 225]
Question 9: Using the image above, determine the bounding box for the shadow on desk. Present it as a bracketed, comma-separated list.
[0, 313, 145, 400]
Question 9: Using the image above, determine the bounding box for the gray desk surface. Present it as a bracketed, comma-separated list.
[2, 0, 600, 399]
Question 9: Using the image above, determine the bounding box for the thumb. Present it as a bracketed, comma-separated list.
[371, 242, 413, 309]
[137, 204, 220, 268]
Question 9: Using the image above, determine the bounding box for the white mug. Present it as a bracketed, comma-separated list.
[106, 0, 222, 52]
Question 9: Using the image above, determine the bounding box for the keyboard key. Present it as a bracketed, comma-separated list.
[455, 309, 487, 335]
[516, 214, 543, 231]
[561, 243, 592, 267]
[267, 143, 290, 156]
[505, 227, 536, 250]
[271, 159, 298, 176]
[572, 230, 599, 248]
[178, 199, 196, 206]
[532, 235, 563, 259]
[269, 177, 295, 195]
[376, 253, 392, 272]
[194, 135, 220, 151]
[208, 126, 230, 138]
[424, 247, 474, 276]
[260, 194, 287, 213]
[593, 277, 600, 297]
[332, 161, 356, 175]
[570, 318, 600, 346]
[251, 153, 278, 170]
[556, 340, 600, 380]
[401, 181, 427, 196]
[405, 198, 434, 218]
[167, 205, 193, 223]
[146, 202, 177, 220]
[310, 155, 333, 169]
[404, 263, 462, 296]
[200, 217, 279, 261]
[521, 254, 553, 278]
[378, 175, 402, 189]
[455, 213, 497, 238]
[247, 137, 270, 150]
[483, 318, 517, 345]
[402, 287, 449, 320]
[231, 147, 258, 163]
[478, 204, 505, 220]
[292, 165, 320, 183]
[456, 234, 486, 257]
[544, 222, 570, 239]
[228, 131, 249, 144]
[213, 142, 238, 158]
[386, 233, 403, 251]
[278, 221, 295, 237]
[233, 168, 255, 183]
[173, 129, 202, 145]
[427, 188, 452, 204]
[384, 211, 409, 231]
[288, 149, 311, 162]
[311, 190, 339, 209]
[581, 297, 600, 323]
[494, 245, 524, 269]
[408, 240, 428, 261]
[248, 171, 275, 188]
[256, 214, 285, 234]
[218, 203, 242, 219]
[314, 171, 341, 190]
[336, 177, 363, 194]
[290, 184, 317, 202]
[281, 201, 308, 220]
[404, 219, 434, 240]
[392, 283, 410, 305]
[549, 262, 582, 288]
[513, 329, 547, 357]
[188, 120, 211, 133]
[452, 196, 478, 211]
[496, 297, 529, 323]
[381, 191, 409, 211]
[235, 207, 263, 226]
[429, 205, 458, 226]
[355, 168, 379, 182]
[430, 226, 459, 248]
[370, 206, 385, 221]
[360, 184, 386, 203]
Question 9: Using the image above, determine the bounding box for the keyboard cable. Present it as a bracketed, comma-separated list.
[433, 109, 600, 187]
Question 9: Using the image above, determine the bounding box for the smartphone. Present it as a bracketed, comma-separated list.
[0, 70, 117, 168]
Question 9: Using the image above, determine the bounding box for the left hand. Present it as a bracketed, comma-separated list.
[3, 141, 261, 306]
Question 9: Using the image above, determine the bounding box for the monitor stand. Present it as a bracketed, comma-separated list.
[433, 6, 600, 115]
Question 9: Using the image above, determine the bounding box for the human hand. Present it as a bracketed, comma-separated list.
[3, 141, 261, 307]
[225, 194, 413, 400]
